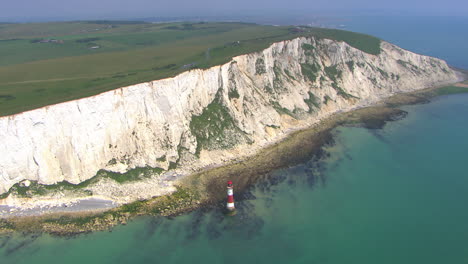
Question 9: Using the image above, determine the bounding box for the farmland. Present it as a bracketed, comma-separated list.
[0, 21, 381, 116]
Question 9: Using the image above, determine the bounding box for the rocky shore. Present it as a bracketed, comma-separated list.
[1, 82, 466, 236]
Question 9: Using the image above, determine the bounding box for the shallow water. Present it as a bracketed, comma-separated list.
[2, 93, 468, 263]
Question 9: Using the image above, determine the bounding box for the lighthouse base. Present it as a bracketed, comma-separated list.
[224, 208, 237, 216]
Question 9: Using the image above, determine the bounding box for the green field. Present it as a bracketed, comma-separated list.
[0, 21, 381, 116]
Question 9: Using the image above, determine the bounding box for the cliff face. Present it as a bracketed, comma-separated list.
[0, 37, 460, 194]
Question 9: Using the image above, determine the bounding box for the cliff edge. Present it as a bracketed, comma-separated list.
[0, 36, 461, 201]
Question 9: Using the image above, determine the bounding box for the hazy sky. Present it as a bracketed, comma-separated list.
[1, 0, 467, 21]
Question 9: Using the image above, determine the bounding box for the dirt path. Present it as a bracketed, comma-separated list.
[1, 76, 91, 85]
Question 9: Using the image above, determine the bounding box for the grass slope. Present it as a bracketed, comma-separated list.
[0, 21, 381, 116]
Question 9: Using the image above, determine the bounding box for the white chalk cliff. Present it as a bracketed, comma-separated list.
[0, 37, 461, 195]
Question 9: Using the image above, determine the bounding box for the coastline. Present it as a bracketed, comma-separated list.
[1, 80, 467, 236]
[0, 35, 459, 198]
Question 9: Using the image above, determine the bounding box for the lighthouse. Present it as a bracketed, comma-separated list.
[226, 180, 235, 212]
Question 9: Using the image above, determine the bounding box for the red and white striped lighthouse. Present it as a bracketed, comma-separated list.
[226, 180, 235, 211]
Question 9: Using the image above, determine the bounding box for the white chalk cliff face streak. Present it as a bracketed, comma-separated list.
[0, 37, 460, 194]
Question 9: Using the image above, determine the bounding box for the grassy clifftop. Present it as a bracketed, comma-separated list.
[0, 21, 381, 116]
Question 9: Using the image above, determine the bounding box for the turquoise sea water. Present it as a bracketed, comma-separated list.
[341, 16, 468, 69]
[2, 93, 468, 264]
[1, 16, 468, 264]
